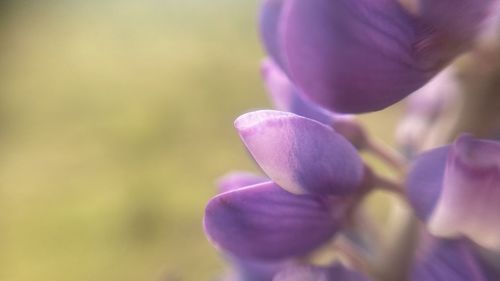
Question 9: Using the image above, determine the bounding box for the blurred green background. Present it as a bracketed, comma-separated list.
[0, 1, 399, 280]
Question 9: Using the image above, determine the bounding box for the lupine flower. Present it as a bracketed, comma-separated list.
[205, 1, 500, 280]
[235, 110, 365, 196]
[279, 0, 493, 113]
[204, 111, 370, 260]
[273, 264, 372, 281]
[411, 235, 493, 281]
[407, 135, 500, 250]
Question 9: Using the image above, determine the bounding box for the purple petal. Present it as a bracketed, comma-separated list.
[280, 0, 488, 113]
[259, 0, 286, 68]
[216, 171, 268, 193]
[411, 236, 491, 281]
[273, 264, 372, 281]
[235, 110, 364, 196]
[204, 181, 344, 260]
[428, 135, 500, 250]
[406, 145, 450, 221]
[261, 58, 336, 125]
[281, 0, 425, 113]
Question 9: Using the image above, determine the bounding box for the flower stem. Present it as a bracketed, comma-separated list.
[366, 138, 407, 175]
[373, 174, 405, 195]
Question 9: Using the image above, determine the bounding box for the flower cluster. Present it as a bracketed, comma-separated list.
[203, 0, 500, 280]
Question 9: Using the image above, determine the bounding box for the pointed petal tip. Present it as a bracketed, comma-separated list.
[234, 110, 299, 134]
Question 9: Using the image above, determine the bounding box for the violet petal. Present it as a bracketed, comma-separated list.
[235, 110, 364, 196]
[204, 181, 343, 260]
[281, 0, 490, 113]
[281, 0, 426, 113]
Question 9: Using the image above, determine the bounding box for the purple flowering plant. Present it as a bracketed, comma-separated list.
[203, 0, 500, 280]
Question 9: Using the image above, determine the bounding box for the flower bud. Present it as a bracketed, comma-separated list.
[235, 110, 364, 196]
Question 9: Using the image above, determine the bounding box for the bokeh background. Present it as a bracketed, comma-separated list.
[0, 1, 399, 280]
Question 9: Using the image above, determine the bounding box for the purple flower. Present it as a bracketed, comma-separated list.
[279, 0, 493, 113]
[407, 135, 500, 250]
[204, 181, 346, 260]
[204, 111, 370, 261]
[235, 110, 365, 196]
[273, 264, 372, 281]
[206, 0, 500, 279]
